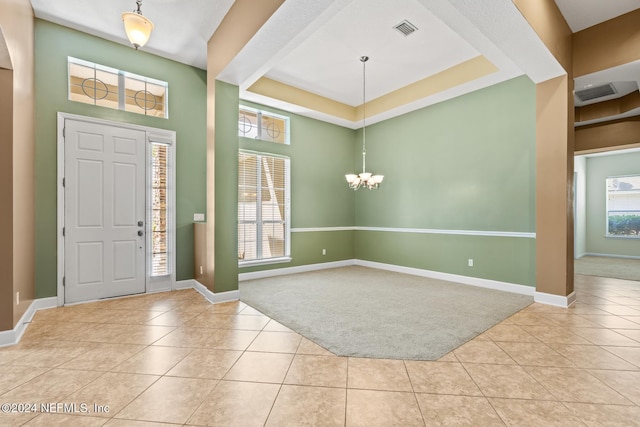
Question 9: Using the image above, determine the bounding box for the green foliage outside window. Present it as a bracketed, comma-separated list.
[608, 214, 640, 236]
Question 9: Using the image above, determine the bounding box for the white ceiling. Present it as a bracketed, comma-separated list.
[28, 0, 640, 127]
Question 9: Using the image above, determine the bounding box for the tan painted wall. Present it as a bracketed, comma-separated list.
[0, 0, 35, 330]
[0, 68, 14, 331]
[535, 76, 574, 295]
[572, 10, 640, 153]
[576, 92, 640, 123]
[576, 118, 640, 153]
[513, 0, 574, 298]
[574, 9, 640, 78]
[511, 0, 572, 72]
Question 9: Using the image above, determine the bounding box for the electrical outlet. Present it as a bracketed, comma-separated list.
[194, 213, 205, 222]
[322, 249, 326, 255]
[16, 292, 19, 305]
[468, 259, 474, 267]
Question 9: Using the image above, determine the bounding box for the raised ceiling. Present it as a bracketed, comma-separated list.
[29, 0, 640, 127]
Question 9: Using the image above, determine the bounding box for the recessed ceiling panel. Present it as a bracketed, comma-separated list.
[264, 0, 480, 106]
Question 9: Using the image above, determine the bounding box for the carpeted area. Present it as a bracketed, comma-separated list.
[240, 266, 533, 360]
[575, 256, 640, 281]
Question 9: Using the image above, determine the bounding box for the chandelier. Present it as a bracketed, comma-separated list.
[122, 0, 154, 50]
[345, 56, 384, 190]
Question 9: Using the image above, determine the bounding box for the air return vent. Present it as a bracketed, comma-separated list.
[575, 83, 617, 102]
[393, 20, 418, 36]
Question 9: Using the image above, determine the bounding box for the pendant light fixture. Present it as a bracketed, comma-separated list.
[345, 56, 384, 190]
[122, 0, 154, 50]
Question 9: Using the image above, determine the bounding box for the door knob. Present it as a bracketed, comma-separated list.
[138, 230, 144, 236]
[138, 221, 144, 227]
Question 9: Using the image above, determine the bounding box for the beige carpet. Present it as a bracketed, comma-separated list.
[575, 256, 640, 281]
[240, 266, 533, 360]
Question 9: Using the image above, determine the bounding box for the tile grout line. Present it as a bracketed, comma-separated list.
[402, 359, 427, 427]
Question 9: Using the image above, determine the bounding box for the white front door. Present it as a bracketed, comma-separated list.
[64, 119, 146, 303]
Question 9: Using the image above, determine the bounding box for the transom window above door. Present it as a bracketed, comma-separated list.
[67, 57, 168, 118]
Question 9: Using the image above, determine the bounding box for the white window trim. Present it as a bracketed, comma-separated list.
[147, 136, 175, 283]
[605, 174, 640, 239]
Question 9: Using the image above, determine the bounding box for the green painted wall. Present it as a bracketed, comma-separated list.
[237, 101, 356, 274]
[34, 20, 206, 297]
[585, 151, 640, 257]
[214, 81, 240, 291]
[34, 22, 537, 296]
[355, 76, 537, 286]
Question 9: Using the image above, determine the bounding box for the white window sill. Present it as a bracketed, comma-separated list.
[605, 235, 640, 239]
[239, 257, 292, 268]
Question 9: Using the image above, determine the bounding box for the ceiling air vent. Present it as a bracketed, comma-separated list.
[575, 83, 617, 102]
[393, 20, 418, 37]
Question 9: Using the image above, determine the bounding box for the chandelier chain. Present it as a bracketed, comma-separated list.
[362, 56, 366, 157]
[344, 55, 383, 190]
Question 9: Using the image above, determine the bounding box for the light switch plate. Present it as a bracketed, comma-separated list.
[194, 213, 205, 222]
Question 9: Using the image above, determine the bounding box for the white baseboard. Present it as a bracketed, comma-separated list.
[175, 279, 198, 290]
[584, 252, 640, 260]
[238, 260, 355, 281]
[575, 252, 587, 259]
[237, 259, 542, 301]
[354, 259, 536, 296]
[535, 291, 576, 308]
[0, 297, 58, 348]
[177, 279, 240, 304]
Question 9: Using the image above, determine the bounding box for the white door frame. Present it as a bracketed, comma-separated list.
[57, 112, 177, 306]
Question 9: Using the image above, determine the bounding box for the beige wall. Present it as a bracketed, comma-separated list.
[512, 0, 573, 72]
[0, 68, 14, 331]
[513, 0, 575, 299]
[574, 9, 640, 78]
[576, 118, 640, 154]
[535, 75, 574, 296]
[573, 10, 640, 154]
[0, 0, 35, 330]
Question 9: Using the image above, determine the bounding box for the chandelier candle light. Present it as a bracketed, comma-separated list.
[122, 0, 154, 50]
[345, 56, 384, 190]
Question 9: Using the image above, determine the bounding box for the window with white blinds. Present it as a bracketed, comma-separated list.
[151, 142, 169, 275]
[238, 151, 291, 265]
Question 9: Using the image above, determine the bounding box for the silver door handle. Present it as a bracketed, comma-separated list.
[138, 230, 144, 236]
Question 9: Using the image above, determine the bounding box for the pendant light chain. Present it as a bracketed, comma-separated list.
[361, 56, 367, 174]
[344, 55, 384, 190]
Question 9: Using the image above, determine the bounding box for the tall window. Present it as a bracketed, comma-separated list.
[68, 57, 168, 118]
[606, 175, 640, 237]
[238, 106, 290, 144]
[238, 151, 291, 265]
[151, 143, 169, 275]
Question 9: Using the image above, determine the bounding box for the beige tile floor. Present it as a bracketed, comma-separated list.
[1, 274, 640, 426]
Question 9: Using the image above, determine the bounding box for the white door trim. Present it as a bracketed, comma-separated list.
[57, 112, 177, 306]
